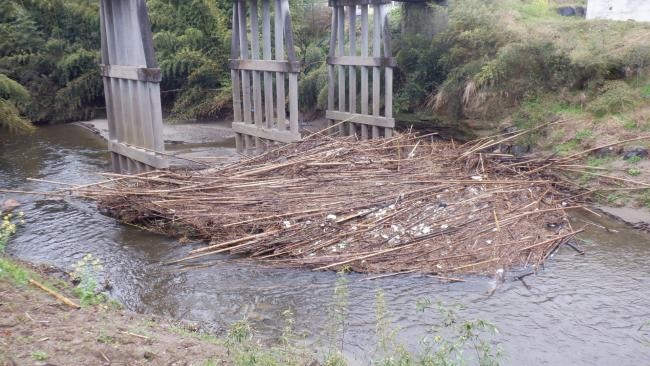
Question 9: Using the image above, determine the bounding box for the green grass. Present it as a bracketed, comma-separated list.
[578, 172, 594, 186]
[551, 102, 584, 116]
[587, 81, 640, 117]
[606, 192, 625, 205]
[641, 85, 650, 98]
[0, 212, 20, 252]
[30, 351, 48, 361]
[554, 140, 579, 156]
[506, 0, 556, 20]
[225, 318, 312, 366]
[0, 258, 31, 285]
[627, 155, 642, 164]
[202, 361, 221, 366]
[586, 156, 610, 167]
[97, 332, 117, 345]
[169, 324, 223, 345]
[71, 254, 107, 307]
[0, 211, 30, 285]
[575, 129, 592, 142]
[372, 293, 502, 366]
[613, 114, 639, 130]
[627, 167, 642, 176]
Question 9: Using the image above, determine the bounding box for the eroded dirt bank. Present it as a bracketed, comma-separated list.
[0, 261, 228, 366]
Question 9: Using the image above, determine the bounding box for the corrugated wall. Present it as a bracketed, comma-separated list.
[587, 0, 650, 22]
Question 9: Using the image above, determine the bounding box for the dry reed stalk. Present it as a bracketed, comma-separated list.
[68, 132, 634, 277]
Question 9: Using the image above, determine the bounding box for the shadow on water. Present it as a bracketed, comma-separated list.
[1, 124, 650, 365]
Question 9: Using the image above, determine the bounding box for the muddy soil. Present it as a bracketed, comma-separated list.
[0, 262, 229, 366]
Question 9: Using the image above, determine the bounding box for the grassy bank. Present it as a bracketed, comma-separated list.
[388, 0, 650, 211]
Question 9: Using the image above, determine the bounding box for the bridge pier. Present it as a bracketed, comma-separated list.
[326, 0, 395, 139]
[229, 0, 302, 154]
[99, 0, 399, 169]
[99, 0, 167, 173]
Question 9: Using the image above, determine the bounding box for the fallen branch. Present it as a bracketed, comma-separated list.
[29, 279, 80, 309]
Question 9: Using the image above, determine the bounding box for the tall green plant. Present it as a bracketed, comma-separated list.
[150, 0, 231, 120]
[1, 0, 236, 123]
[0, 0, 102, 123]
[323, 268, 350, 365]
[0, 73, 33, 133]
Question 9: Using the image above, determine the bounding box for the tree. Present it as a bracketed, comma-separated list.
[0, 0, 103, 124]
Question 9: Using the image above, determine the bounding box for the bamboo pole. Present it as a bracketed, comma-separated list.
[29, 279, 80, 309]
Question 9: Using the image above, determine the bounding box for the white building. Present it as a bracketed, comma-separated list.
[587, 0, 650, 22]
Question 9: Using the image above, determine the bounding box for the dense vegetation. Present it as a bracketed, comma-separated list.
[2, 0, 650, 141]
[0, 0, 233, 131]
[0, 0, 102, 126]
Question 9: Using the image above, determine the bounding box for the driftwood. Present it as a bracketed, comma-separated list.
[29, 279, 80, 309]
[68, 132, 612, 276]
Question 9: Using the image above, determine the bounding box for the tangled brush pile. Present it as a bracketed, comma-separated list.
[75, 133, 584, 276]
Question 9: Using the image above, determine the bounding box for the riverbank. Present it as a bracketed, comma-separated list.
[0, 258, 230, 365]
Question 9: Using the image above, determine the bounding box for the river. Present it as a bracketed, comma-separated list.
[1, 124, 649, 365]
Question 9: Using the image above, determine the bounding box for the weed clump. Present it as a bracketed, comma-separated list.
[0, 211, 22, 251]
[587, 81, 639, 117]
[373, 291, 502, 366]
[70, 253, 106, 306]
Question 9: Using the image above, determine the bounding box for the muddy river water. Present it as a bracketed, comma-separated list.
[1, 124, 650, 365]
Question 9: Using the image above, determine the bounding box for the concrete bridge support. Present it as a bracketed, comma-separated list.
[99, 0, 167, 173]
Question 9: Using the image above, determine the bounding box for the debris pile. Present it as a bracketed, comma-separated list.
[75, 133, 584, 276]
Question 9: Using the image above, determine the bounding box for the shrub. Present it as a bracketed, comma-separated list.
[587, 81, 639, 117]
[298, 63, 328, 112]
